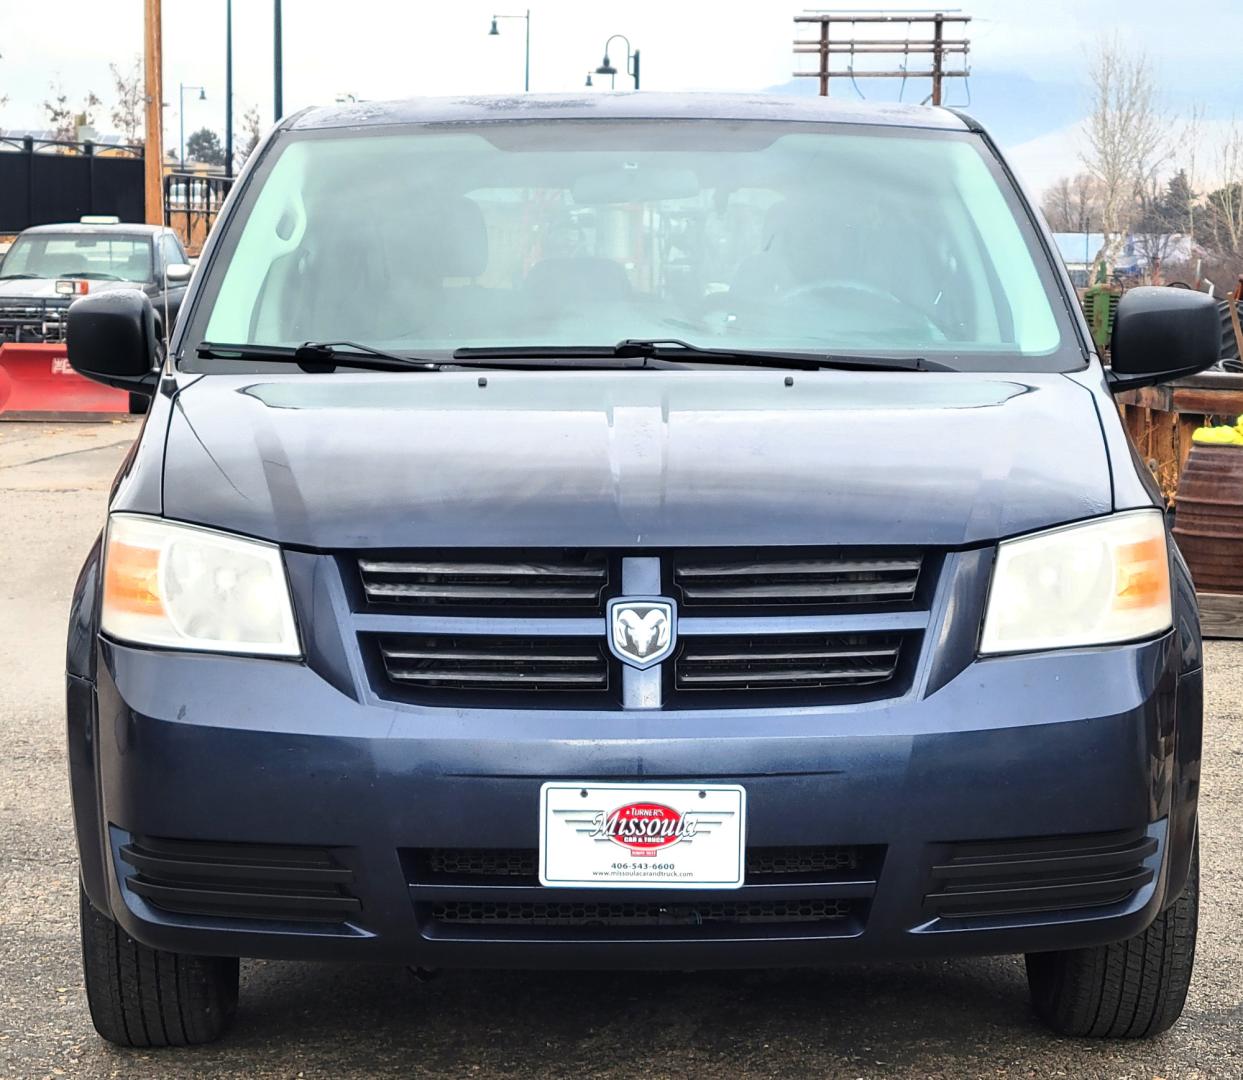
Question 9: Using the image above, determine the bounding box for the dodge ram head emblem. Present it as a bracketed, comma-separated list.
[607, 597, 676, 670]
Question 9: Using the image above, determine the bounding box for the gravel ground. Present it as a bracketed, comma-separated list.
[1, 420, 1241, 1079]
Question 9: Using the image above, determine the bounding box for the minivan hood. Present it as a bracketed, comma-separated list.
[163, 370, 1111, 549]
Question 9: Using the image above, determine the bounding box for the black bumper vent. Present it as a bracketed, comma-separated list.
[377, 634, 610, 693]
[672, 549, 923, 609]
[119, 836, 360, 923]
[357, 551, 610, 611]
[413, 845, 869, 886]
[427, 898, 854, 928]
[675, 633, 906, 693]
[924, 828, 1158, 919]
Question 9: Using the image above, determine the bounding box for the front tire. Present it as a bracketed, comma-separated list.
[1025, 836, 1198, 1038]
[79, 882, 239, 1047]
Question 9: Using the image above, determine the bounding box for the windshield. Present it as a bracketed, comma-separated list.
[1, 234, 153, 282]
[189, 120, 1077, 371]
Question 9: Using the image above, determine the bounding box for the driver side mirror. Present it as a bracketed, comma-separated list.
[66, 289, 159, 396]
[165, 262, 193, 284]
[1107, 286, 1220, 392]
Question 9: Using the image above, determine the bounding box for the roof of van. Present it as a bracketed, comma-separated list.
[17, 222, 167, 238]
[287, 92, 974, 133]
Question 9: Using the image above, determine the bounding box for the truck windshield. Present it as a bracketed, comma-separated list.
[1, 235, 152, 283]
[190, 120, 1077, 371]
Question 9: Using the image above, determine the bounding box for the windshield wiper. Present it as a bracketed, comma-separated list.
[60, 272, 125, 281]
[196, 340, 442, 373]
[0, 273, 39, 280]
[453, 338, 950, 373]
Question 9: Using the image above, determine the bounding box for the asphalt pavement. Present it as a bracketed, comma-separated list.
[2, 420, 1241, 1079]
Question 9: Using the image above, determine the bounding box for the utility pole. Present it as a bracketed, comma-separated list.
[793, 11, 970, 103]
[143, 0, 164, 225]
[225, 0, 233, 177]
[274, 0, 283, 120]
[931, 13, 945, 105]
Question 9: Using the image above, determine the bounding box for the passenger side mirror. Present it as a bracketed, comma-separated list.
[66, 289, 159, 396]
[1107, 286, 1220, 392]
[165, 262, 193, 284]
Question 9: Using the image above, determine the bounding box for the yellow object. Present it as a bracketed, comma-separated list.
[1192, 415, 1243, 445]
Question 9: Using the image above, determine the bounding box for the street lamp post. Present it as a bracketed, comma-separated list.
[488, 10, 530, 92]
[224, 0, 233, 177]
[179, 83, 206, 166]
[595, 34, 640, 90]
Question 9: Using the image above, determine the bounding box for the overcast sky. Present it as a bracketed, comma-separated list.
[1, 0, 1239, 195]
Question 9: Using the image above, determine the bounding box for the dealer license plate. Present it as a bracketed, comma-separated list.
[539, 782, 746, 889]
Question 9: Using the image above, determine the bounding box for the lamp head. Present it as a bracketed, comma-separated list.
[489, 17, 499, 34]
[596, 53, 617, 76]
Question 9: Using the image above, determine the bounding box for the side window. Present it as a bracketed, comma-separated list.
[160, 235, 185, 274]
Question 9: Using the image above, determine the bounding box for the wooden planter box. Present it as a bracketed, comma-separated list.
[1117, 371, 1243, 638]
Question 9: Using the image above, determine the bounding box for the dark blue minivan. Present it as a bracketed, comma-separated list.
[64, 94, 1218, 1046]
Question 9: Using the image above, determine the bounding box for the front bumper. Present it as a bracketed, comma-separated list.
[70, 624, 1201, 969]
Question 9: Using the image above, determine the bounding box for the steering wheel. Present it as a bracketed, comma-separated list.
[777, 278, 907, 308]
[776, 277, 945, 338]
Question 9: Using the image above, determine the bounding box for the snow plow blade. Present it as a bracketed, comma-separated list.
[0, 342, 129, 420]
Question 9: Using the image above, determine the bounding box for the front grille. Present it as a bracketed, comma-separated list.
[672, 549, 923, 609]
[357, 551, 611, 611]
[377, 634, 610, 692]
[427, 898, 854, 927]
[924, 827, 1158, 919]
[119, 835, 360, 923]
[0, 298, 69, 343]
[675, 633, 906, 692]
[413, 845, 868, 886]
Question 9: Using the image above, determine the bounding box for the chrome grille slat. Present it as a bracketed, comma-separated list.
[359, 559, 604, 578]
[681, 579, 919, 600]
[383, 648, 600, 663]
[674, 550, 923, 609]
[377, 635, 609, 693]
[387, 668, 606, 685]
[676, 557, 922, 577]
[679, 665, 896, 686]
[676, 633, 904, 692]
[357, 550, 609, 610]
[366, 582, 602, 601]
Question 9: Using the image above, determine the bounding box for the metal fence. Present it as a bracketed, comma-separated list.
[163, 172, 234, 254]
[0, 136, 145, 234]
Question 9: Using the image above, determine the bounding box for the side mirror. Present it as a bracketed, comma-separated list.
[1107, 286, 1221, 392]
[66, 289, 159, 396]
[165, 262, 193, 284]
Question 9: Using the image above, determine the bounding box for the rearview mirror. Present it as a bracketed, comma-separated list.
[1107, 286, 1220, 392]
[66, 289, 159, 396]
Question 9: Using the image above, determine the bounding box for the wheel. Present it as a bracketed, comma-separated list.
[79, 881, 239, 1047]
[1025, 835, 1198, 1038]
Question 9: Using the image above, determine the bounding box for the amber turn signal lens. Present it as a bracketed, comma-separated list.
[102, 538, 164, 616]
[1115, 536, 1170, 611]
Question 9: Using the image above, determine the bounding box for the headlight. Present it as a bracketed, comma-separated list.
[980, 509, 1171, 655]
[101, 513, 301, 657]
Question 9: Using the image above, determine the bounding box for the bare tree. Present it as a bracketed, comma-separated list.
[1041, 173, 1103, 233]
[234, 104, 264, 170]
[1132, 175, 1183, 281]
[42, 82, 102, 143]
[1205, 120, 1243, 265]
[109, 57, 145, 144]
[1080, 36, 1167, 277]
[0, 52, 9, 110]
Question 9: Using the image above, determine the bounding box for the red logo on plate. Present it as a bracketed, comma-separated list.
[589, 801, 699, 857]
